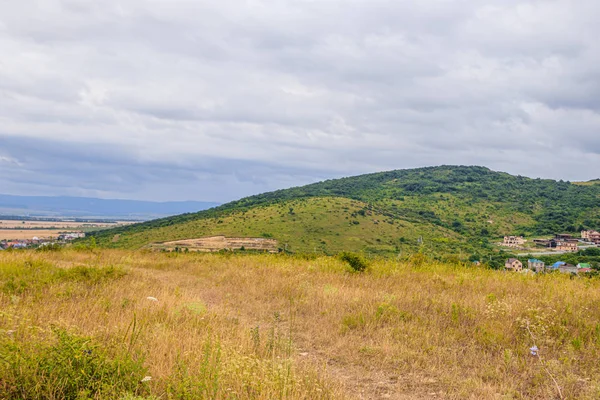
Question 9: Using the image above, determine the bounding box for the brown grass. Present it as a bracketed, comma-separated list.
[0, 219, 134, 240]
[2, 250, 600, 399]
[0, 229, 63, 240]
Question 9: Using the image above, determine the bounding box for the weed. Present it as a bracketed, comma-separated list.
[0, 328, 147, 400]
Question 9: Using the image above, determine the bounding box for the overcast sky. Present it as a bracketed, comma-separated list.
[1, 0, 599, 202]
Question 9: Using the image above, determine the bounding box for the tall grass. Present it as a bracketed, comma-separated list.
[2, 249, 600, 398]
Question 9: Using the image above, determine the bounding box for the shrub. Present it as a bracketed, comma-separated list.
[0, 328, 147, 400]
[339, 252, 369, 272]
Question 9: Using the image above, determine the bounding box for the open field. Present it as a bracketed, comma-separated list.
[0, 229, 64, 240]
[2, 250, 600, 399]
[0, 219, 136, 241]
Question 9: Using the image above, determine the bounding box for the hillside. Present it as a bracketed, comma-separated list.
[85, 166, 600, 256]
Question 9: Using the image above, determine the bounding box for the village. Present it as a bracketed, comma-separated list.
[502, 230, 600, 274]
[0, 232, 86, 250]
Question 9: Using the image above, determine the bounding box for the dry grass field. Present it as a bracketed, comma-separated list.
[2, 250, 600, 399]
[0, 229, 64, 240]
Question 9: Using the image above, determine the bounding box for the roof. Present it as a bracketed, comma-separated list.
[507, 258, 520, 263]
[528, 259, 543, 263]
[560, 264, 576, 268]
[578, 263, 591, 268]
[552, 261, 566, 268]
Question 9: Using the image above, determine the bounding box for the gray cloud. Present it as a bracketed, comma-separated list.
[1, 0, 599, 202]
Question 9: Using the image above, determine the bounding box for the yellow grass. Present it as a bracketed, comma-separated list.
[0, 219, 134, 240]
[2, 250, 600, 399]
[0, 229, 63, 240]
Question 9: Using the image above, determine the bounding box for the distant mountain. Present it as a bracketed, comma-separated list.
[83, 166, 600, 255]
[0, 194, 219, 220]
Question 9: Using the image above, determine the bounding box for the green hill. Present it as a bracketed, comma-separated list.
[84, 166, 600, 256]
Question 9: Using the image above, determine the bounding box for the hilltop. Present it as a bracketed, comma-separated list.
[85, 166, 600, 256]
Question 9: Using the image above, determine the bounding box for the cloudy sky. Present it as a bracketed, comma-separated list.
[1, 0, 599, 202]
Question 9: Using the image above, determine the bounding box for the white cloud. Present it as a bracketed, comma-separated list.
[0, 0, 599, 201]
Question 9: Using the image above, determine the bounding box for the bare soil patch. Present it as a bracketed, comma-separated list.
[153, 235, 279, 252]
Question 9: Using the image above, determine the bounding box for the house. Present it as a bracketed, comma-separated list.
[556, 240, 578, 252]
[503, 236, 526, 247]
[534, 236, 578, 252]
[58, 232, 86, 241]
[577, 263, 593, 273]
[534, 239, 551, 248]
[528, 259, 545, 273]
[549, 261, 566, 270]
[505, 258, 523, 272]
[559, 264, 578, 274]
[583, 230, 600, 244]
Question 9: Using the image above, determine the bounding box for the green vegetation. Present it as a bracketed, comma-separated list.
[82, 166, 600, 256]
[0, 328, 147, 400]
[338, 252, 369, 272]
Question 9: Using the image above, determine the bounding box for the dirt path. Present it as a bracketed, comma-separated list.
[132, 266, 444, 399]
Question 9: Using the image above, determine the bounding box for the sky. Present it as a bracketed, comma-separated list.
[1, 0, 600, 202]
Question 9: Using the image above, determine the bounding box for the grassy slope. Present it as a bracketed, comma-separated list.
[109, 197, 463, 255]
[3, 250, 600, 399]
[85, 166, 600, 255]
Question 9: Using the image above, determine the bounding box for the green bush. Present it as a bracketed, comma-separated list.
[339, 252, 369, 272]
[0, 328, 147, 400]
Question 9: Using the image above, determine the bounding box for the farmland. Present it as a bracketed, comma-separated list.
[0, 219, 135, 241]
[2, 249, 600, 399]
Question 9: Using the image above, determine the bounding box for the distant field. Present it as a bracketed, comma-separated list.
[0, 230, 64, 240]
[2, 250, 600, 399]
[0, 219, 136, 241]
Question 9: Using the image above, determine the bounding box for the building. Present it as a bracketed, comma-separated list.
[548, 261, 566, 271]
[505, 258, 523, 272]
[559, 264, 578, 274]
[556, 240, 578, 252]
[528, 259, 545, 273]
[533, 236, 578, 252]
[58, 232, 86, 241]
[534, 239, 551, 248]
[577, 263, 593, 273]
[503, 236, 526, 247]
[583, 230, 600, 244]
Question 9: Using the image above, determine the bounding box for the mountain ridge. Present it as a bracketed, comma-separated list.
[0, 193, 219, 220]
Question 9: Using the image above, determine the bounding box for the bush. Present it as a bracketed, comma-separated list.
[339, 252, 369, 272]
[0, 328, 147, 400]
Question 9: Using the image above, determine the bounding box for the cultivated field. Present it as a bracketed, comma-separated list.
[0, 219, 135, 240]
[0, 229, 64, 240]
[2, 250, 600, 399]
